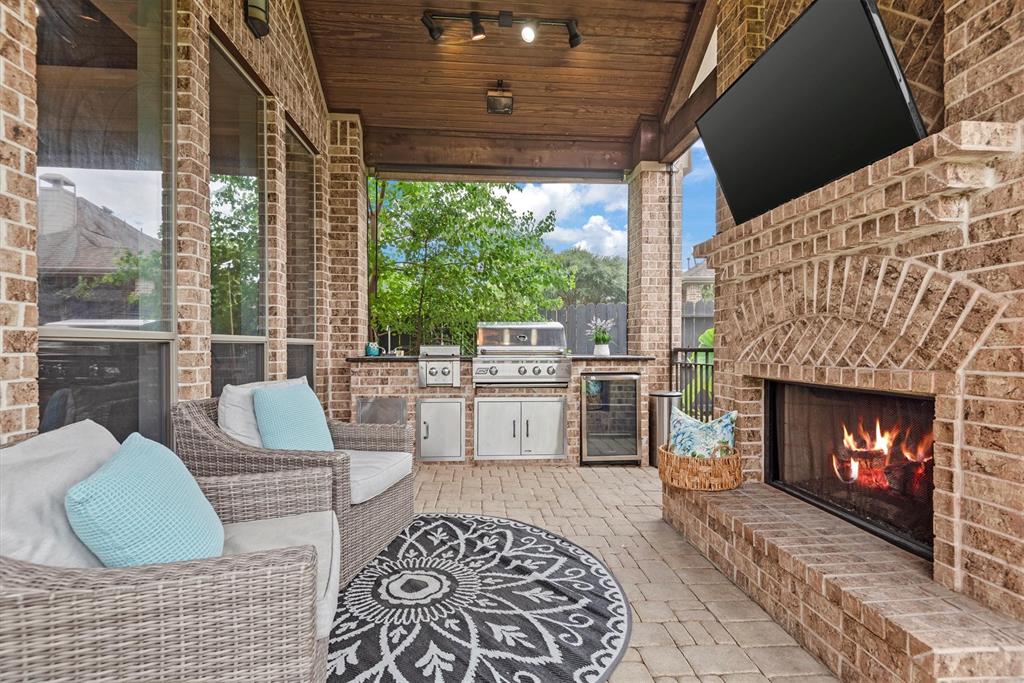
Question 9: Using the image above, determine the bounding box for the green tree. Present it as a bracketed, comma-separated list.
[210, 174, 262, 336]
[551, 248, 627, 304]
[369, 181, 572, 351]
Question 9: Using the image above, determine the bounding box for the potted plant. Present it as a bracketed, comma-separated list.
[587, 317, 615, 356]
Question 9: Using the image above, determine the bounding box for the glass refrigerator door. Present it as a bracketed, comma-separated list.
[582, 374, 640, 463]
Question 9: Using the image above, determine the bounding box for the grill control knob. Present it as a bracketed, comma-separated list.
[428, 367, 438, 376]
[441, 366, 450, 376]
[488, 366, 498, 376]
[518, 366, 528, 375]
[546, 366, 556, 375]
[532, 366, 542, 375]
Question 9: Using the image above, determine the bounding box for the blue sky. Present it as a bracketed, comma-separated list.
[502, 139, 717, 269]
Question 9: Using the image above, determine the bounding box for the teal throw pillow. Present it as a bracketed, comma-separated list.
[669, 408, 737, 458]
[65, 433, 224, 567]
[252, 382, 334, 451]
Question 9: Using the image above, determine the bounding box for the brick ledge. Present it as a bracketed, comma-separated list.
[662, 482, 1024, 681]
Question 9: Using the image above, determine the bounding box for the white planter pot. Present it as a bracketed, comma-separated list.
[593, 343, 611, 356]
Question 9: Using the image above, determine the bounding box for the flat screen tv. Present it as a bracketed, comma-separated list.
[696, 0, 926, 225]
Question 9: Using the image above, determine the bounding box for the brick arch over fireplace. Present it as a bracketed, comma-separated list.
[728, 255, 1006, 388]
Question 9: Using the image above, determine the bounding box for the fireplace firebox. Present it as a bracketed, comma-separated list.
[766, 381, 935, 559]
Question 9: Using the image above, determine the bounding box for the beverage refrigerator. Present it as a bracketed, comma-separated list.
[580, 373, 641, 465]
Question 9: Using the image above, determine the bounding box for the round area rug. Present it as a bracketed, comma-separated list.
[327, 514, 631, 683]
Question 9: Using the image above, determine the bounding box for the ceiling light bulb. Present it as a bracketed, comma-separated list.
[521, 21, 537, 43]
[470, 12, 486, 40]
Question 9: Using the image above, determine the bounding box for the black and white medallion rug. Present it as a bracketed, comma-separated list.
[327, 514, 631, 683]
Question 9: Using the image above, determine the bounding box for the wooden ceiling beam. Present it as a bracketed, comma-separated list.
[660, 0, 718, 124]
[630, 115, 662, 166]
[364, 128, 630, 180]
[659, 68, 716, 162]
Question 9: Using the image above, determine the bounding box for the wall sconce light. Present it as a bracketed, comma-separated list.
[244, 0, 270, 38]
[421, 10, 581, 48]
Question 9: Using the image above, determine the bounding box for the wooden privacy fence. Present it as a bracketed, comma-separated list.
[544, 300, 714, 355]
[543, 302, 627, 355]
[681, 300, 714, 346]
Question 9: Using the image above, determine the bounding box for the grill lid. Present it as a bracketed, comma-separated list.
[419, 345, 462, 358]
[476, 322, 566, 355]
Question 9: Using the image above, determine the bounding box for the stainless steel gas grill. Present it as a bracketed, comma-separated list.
[473, 322, 571, 386]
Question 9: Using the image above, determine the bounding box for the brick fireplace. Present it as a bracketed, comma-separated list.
[663, 119, 1024, 680]
[660, 2, 1024, 679]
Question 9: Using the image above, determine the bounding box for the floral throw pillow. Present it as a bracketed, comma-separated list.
[669, 408, 737, 458]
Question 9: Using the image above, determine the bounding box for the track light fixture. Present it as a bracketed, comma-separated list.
[420, 10, 581, 48]
[470, 12, 486, 40]
[567, 20, 582, 48]
[420, 11, 442, 41]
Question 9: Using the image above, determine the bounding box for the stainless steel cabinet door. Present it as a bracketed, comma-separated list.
[521, 400, 565, 456]
[476, 400, 521, 457]
[418, 400, 464, 461]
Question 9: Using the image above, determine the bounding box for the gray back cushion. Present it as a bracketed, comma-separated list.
[1, 420, 120, 567]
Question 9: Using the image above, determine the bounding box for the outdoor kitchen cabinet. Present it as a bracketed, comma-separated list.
[417, 398, 465, 461]
[475, 398, 565, 459]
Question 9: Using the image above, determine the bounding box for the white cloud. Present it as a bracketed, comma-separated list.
[499, 183, 628, 222]
[547, 215, 627, 257]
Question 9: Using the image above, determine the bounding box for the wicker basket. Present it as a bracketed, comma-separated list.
[658, 444, 742, 491]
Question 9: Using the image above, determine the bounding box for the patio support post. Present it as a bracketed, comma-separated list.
[0, 0, 39, 444]
[626, 162, 683, 393]
[265, 98, 288, 380]
[323, 115, 368, 420]
[174, 0, 213, 401]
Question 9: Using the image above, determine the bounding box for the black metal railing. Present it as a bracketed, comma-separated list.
[671, 347, 714, 422]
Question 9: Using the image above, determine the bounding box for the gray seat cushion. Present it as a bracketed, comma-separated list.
[0, 420, 119, 568]
[347, 450, 413, 505]
[221, 510, 340, 639]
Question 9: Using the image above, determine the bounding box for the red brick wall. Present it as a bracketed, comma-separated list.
[0, 0, 38, 444]
[265, 99, 288, 380]
[627, 165, 682, 392]
[172, 0, 332, 401]
[174, 0, 213, 401]
[324, 117, 367, 420]
[945, 0, 1024, 125]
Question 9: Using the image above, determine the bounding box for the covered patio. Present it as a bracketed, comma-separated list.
[1, 0, 1022, 681]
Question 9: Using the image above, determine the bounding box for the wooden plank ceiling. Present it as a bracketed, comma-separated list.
[299, 0, 699, 177]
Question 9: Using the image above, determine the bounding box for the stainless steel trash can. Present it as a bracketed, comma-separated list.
[649, 390, 682, 466]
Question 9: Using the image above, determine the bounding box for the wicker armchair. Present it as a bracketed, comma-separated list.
[172, 398, 415, 586]
[0, 468, 333, 682]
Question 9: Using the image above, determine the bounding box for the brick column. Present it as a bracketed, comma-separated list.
[324, 115, 367, 420]
[313, 152, 331, 402]
[0, 0, 38, 444]
[174, 0, 212, 401]
[265, 98, 287, 380]
[627, 162, 682, 393]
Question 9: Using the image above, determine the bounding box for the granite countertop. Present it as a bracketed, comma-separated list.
[347, 354, 654, 362]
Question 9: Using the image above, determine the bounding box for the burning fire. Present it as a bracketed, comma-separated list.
[830, 418, 934, 495]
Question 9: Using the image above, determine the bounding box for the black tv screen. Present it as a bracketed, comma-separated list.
[696, 0, 926, 225]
